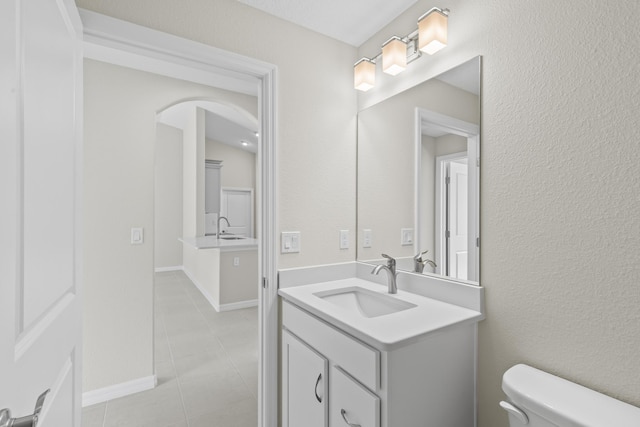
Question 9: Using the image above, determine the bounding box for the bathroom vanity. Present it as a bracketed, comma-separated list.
[279, 264, 484, 427]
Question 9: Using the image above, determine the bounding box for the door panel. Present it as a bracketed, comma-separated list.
[221, 188, 253, 236]
[22, 0, 78, 327]
[0, 0, 82, 425]
[447, 161, 468, 280]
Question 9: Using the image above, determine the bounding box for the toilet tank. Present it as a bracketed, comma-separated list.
[501, 364, 640, 427]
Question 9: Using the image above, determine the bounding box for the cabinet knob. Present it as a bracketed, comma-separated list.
[340, 409, 361, 427]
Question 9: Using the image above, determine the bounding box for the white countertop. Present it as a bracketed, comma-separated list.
[180, 235, 259, 250]
[279, 277, 483, 351]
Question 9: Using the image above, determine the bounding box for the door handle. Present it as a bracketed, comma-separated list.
[0, 389, 50, 427]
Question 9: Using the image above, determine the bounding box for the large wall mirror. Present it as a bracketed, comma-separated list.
[357, 56, 481, 285]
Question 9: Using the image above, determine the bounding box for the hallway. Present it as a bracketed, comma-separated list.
[82, 271, 258, 426]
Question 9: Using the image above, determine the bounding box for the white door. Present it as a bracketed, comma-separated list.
[447, 161, 468, 280]
[282, 331, 327, 427]
[221, 188, 253, 237]
[1, 0, 82, 425]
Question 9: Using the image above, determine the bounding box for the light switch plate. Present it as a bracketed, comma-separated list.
[401, 228, 413, 246]
[363, 229, 372, 248]
[339, 230, 349, 249]
[281, 231, 301, 253]
[131, 227, 144, 244]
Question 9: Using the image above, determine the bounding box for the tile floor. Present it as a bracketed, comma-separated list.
[82, 270, 259, 427]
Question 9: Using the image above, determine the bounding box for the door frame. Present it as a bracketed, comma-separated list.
[80, 10, 278, 427]
[415, 108, 479, 282]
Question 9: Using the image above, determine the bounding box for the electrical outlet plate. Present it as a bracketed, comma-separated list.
[363, 229, 372, 248]
[339, 230, 349, 249]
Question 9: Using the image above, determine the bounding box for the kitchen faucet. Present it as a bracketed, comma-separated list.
[371, 253, 397, 294]
[217, 216, 231, 239]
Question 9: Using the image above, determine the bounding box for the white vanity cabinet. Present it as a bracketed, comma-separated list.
[281, 299, 477, 427]
[282, 330, 328, 427]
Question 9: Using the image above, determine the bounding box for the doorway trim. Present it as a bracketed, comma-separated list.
[80, 10, 278, 427]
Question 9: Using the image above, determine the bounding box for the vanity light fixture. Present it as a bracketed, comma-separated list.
[418, 7, 449, 55]
[354, 58, 376, 92]
[354, 6, 450, 91]
[382, 36, 407, 76]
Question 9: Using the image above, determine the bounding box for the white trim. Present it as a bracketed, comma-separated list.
[219, 299, 259, 312]
[82, 375, 157, 407]
[184, 267, 257, 313]
[154, 265, 184, 273]
[182, 268, 221, 311]
[80, 12, 278, 426]
[80, 10, 263, 96]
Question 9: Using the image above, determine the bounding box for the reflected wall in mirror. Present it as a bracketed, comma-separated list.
[357, 56, 480, 285]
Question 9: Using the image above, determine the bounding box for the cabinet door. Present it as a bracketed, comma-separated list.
[330, 366, 380, 427]
[283, 330, 328, 427]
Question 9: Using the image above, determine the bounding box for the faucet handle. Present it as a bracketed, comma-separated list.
[413, 250, 429, 261]
[381, 253, 396, 268]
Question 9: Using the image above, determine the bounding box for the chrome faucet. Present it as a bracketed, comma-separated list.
[413, 250, 437, 273]
[371, 253, 397, 294]
[217, 216, 230, 239]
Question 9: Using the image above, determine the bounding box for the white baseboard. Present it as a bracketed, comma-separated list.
[82, 374, 157, 407]
[182, 268, 256, 313]
[219, 299, 258, 312]
[183, 268, 221, 311]
[154, 265, 184, 273]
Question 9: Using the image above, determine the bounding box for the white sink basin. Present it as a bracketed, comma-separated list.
[314, 286, 417, 318]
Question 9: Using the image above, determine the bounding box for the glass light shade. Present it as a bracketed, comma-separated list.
[382, 37, 407, 76]
[354, 59, 375, 92]
[418, 10, 448, 55]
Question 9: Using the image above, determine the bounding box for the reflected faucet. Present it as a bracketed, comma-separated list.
[413, 250, 437, 273]
[371, 253, 397, 294]
[217, 216, 230, 239]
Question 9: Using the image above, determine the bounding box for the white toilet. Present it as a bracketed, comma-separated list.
[501, 364, 640, 427]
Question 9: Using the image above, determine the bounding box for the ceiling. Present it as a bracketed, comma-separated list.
[235, 0, 421, 46]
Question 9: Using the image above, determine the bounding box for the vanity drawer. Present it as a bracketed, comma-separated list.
[330, 365, 380, 427]
[283, 301, 380, 391]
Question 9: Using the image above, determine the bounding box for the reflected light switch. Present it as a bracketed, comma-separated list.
[401, 228, 413, 246]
